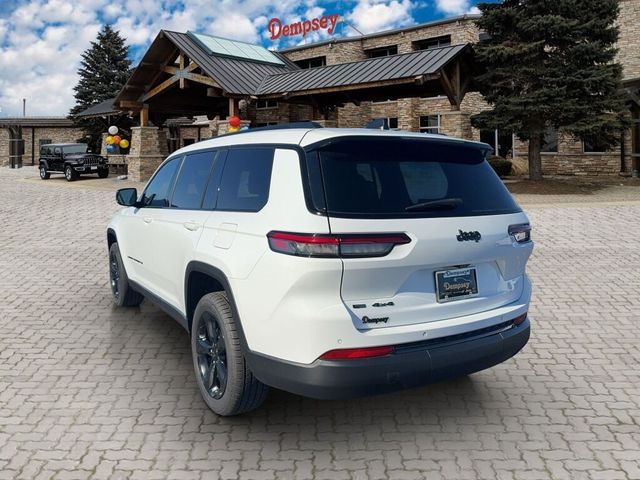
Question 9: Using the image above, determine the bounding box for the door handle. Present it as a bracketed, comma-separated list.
[183, 221, 201, 231]
[143, 217, 152, 224]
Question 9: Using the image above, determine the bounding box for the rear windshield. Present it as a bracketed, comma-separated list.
[311, 137, 520, 218]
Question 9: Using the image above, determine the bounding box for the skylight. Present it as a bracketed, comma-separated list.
[188, 32, 284, 65]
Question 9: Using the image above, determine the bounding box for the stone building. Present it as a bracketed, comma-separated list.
[7, 4, 638, 179]
[0, 118, 84, 168]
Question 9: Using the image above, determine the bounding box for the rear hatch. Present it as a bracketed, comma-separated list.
[307, 135, 533, 330]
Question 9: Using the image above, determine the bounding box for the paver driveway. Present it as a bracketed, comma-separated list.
[1, 167, 639, 480]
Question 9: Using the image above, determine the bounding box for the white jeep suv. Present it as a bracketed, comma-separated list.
[107, 127, 533, 416]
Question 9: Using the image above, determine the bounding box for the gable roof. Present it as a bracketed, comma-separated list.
[257, 44, 468, 95]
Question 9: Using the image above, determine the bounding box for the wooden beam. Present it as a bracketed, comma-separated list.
[140, 104, 149, 126]
[119, 100, 143, 110]
[179, 54, 186, 89]
[439, 68, 459, 109]
[185, 73, 221, 88]
[140, 75, 179, 102]
[228, 98, 239, 117]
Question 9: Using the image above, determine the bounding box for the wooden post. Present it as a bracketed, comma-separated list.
[140, 104, 149, 127]
[228, 98, 239, 117]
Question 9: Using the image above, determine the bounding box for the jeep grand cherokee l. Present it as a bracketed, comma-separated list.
[107, 127, 533, 416]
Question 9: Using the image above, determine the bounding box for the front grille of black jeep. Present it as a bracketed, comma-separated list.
[83, 155, 102, 166]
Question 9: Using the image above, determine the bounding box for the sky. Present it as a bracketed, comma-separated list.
[0, 0, 489, 117]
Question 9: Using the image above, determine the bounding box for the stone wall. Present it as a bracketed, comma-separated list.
[0, 130, 9, 167]
[283, 16, 481, 65]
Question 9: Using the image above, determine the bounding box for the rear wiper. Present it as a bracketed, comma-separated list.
[405, 198, 463, 212]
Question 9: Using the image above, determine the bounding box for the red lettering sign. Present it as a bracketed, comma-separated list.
[268, 14, 340, 40]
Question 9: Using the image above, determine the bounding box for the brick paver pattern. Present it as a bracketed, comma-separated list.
[0, 167, 639, 480]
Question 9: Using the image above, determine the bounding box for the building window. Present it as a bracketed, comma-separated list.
[371, 97, 397, 104]
[583, 138, 610, 153]
[480, 129, 514, 158]
[183, 138, 195, 147]
[256, 99, 278, 109]
[294, 56, 326, 69]
[419, 115, 440, 134]
[387, 117, 398, 129]
[253, 122, 278, 128]
[365, 45, 398, 58]
[542, 128, 558, 153]
[413, 35, 452, 51]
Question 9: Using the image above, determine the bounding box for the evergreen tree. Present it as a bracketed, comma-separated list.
[70, 25, 131, 150]
[471, 0, 629, 180]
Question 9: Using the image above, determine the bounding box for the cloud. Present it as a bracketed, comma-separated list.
[0, 0, 430, 116]
[434, 0, 478, 15]
[348, 0, 415, 34]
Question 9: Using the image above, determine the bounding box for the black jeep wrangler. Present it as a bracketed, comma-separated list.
[39, 143, 109, 181]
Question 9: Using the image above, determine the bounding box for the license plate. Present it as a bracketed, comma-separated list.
[435, 267, 478, 303]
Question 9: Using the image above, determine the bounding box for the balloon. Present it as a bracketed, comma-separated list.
[113, 135, 122, 145]
[108, 126, 118, 135]
[106, 144, 116, 154]
[106, 136, 115, 145]
[119, 139, 129, 149]
[229, 116, 241, 128]
[228, 126, 240, 133]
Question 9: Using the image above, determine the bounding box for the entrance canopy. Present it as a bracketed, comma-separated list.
[114, 29, 475, 123]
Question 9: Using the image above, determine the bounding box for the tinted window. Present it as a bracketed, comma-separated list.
[170, 151, 216, 209]
[217, 148, 274, 212]
[315, 138, 520, 218]
[141, 157, 181, 208]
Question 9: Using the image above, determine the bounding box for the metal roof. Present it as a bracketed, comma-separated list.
[0, 117, 75, 127]
[278, 14, 481, 53]
[257, 44, 468, 95]
[162, 31, 294, 95]
[74, 98, 119, 118]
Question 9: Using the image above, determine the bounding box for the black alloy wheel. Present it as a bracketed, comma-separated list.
[196, 313, 228, 400]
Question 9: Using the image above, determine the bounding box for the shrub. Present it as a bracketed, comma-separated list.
[488, 156, 512, 177]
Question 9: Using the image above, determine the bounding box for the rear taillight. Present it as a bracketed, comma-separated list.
[267, 231, 411, 258]
[508, 223, 532, 243]
[320, 345, 395, 360]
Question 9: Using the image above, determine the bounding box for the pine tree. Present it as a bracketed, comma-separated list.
[471, 0, 630, 180]
[70, 25, 131, 150]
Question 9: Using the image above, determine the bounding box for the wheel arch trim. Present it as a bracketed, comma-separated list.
[184, 261, 251, 354]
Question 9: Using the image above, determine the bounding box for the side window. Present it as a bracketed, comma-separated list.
[217, 148, 274, 212]
[141, 157, 182, 208]
[170, 151, 217, 209]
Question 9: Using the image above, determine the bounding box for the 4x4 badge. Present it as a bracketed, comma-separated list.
[456, 230, 481, 243]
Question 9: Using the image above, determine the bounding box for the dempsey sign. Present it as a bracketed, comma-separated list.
[268, 14, 340, 40]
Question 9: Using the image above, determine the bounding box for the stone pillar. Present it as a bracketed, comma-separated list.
[440, 111, 472, 139]
[398, 98, 419, 132]
[100, 133, 108, 156]
[126, 126, 168, 182]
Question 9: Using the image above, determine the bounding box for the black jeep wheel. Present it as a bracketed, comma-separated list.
[64, 165, 77, 182]
[109, 242, 143, 307]
[191, 292, 268, 416]
[39, 165, 50, 180]
[98, 168, 109, 179]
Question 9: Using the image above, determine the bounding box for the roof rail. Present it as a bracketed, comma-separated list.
[247, 121, 323, 132]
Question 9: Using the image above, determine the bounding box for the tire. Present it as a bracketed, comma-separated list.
[98, 168, 109, 179]
[64, 165, 77, 182]
[191, 292, 268, 416]
[39, 165, 50, 180]
[109, 242, 144, 307]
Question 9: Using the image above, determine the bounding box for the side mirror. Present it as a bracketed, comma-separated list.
[116, 188, 138, 207]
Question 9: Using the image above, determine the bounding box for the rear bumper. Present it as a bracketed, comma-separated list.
[247, 318, 530, 399]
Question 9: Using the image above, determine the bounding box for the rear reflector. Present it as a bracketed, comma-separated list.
[267, 231, 411, 258]
[513, 313, 527, 326]
[320, 345, 395, 360]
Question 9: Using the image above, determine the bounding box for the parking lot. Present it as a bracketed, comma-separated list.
[1, 167, 639, 480]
